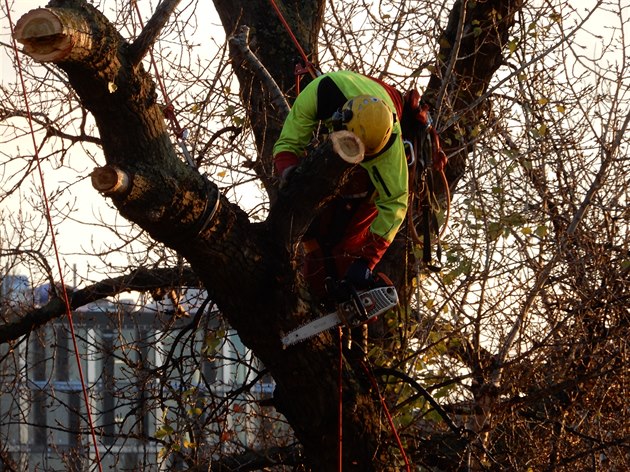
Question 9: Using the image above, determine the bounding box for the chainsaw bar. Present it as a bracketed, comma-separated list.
[281, 285, 398, 346]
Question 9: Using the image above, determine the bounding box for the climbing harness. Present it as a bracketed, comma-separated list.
[402, 90, 451, 272]
[5, 4, 104, 471]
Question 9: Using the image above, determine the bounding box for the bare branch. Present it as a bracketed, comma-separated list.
[0, 266, 199, 344]
[228, 26, 291, 119]
[128, 0, 183, 66]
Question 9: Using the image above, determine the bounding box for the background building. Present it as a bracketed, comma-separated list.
[0, 275, 275, 471]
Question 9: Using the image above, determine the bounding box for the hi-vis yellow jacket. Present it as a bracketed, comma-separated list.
[273, 70, 408, 269]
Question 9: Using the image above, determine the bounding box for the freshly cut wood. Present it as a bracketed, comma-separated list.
[91, 165, 130, 195]
[330, 130, 365, 164]
[13, 8, 93, 63]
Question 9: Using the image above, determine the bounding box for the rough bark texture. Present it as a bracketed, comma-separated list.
[213, 0, 326, 199]
[12, 0, 523, 469]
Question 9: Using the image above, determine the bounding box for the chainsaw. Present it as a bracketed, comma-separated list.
[281, 282, 399, 346]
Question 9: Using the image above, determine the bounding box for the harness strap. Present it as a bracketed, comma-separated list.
[403, 91, 449, 272]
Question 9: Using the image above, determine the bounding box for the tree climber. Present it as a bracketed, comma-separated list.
[273, 70, 408, 298]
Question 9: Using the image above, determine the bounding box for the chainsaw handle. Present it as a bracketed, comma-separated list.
[340, 280, 369, 321]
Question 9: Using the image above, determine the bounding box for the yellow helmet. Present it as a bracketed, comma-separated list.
[333, 95, 394, 155]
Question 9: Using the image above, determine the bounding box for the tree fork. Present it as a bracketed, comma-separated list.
[13, 3, 386, 467]
[10, 0, 526, 468]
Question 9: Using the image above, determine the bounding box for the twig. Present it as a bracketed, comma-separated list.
[128, 0, 183, 66]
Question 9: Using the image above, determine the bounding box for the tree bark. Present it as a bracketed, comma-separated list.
[13, 0, 524, 468]
[213, 0, 326, 200]
[14, 5, 380, 467]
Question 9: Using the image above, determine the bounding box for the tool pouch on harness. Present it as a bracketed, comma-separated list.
[401, 89, 446, 272]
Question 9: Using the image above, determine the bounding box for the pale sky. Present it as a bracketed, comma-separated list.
[1, 1, 225, 288]
[0, 1, 624, 289]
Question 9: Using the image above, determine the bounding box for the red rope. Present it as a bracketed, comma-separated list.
[360, 359, 412, 471]
[338, 336, 411, 470]
[338, 327, 344, 471]
[268, 0, 319, 94]
[268, 0, 318, 78]
[5, 4, 103, 471]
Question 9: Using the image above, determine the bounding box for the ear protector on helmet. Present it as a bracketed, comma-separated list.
[331, 95, 393, 155]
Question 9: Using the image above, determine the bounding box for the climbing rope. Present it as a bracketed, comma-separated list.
[406, 103, 451, 272]
[268, 0, 320, 92]
[334, 339, 412, 471]
[360, 357, 412, 471]
[4, 4, 103, 471]
[338, 327, 344, 471]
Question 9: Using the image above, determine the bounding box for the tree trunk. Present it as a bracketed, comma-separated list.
[14, 5, 380, 468]
[14, 0, 523, 468]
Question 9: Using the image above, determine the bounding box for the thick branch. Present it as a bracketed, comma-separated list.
[91, 165, 131, 195]
[228, 26, 291, 119]
[267, 130, 364, 253]
[424, 0, 524, 188]
[128, 0, 183, 66]
[214, 0, 325, 200]
[386, 0, 523, 290]
[13, 7, 94, 63]
[16, 3, 225, 247]
[0, 267, 199, 344]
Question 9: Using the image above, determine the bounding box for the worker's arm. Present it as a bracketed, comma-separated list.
[340, 136, 409, 269]
[272, 77, 322, 175]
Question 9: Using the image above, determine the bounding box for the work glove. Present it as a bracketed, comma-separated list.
[278, 165, 297, 189]
[344, 259, 375, 290]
